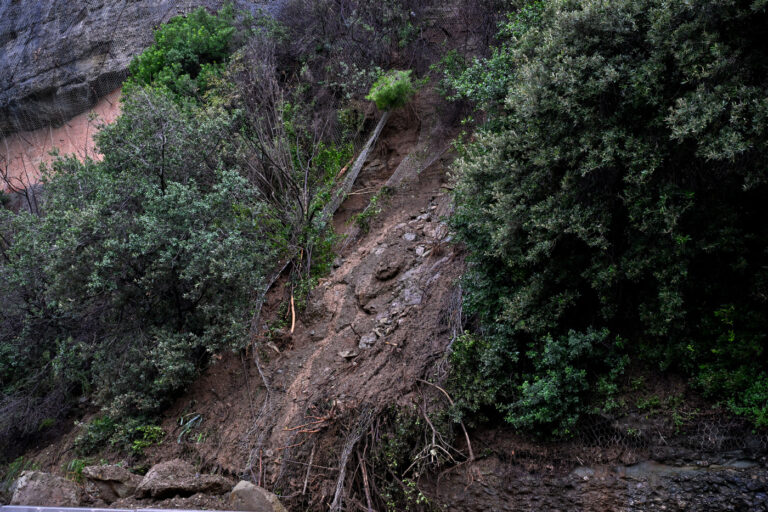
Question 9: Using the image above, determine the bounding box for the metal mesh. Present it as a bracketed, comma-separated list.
[0, 0, 275, 194]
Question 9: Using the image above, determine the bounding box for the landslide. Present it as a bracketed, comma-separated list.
[20, 85, 467, 510]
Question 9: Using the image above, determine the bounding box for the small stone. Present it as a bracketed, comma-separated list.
[403, 286, 423, 306]
[359, 333, 377, 349]
[415, 246, 427, 257]
[338, 350, 358, 359]
[404, 233, 417, 242]
[375, 255, 404, 280]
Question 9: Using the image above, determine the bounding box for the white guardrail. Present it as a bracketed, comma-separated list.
[2, 507, 241, 512]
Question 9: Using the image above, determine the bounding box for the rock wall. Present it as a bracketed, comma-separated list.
[433, 457, 768, 511]
[0, 0, 277, 134]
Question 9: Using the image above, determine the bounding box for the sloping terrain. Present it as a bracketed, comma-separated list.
[18, 86, 768, 512]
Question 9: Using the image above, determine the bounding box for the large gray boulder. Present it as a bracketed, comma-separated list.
[229, 481, 288, 512]
[0, 0, 279, 134]
[82, 464, 142, 503]
[10, 470, 80, 506]
[135, 459, 233, 499]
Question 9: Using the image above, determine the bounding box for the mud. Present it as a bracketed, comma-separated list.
[12, 87, 768, 511]
[1, 89, 121, 191]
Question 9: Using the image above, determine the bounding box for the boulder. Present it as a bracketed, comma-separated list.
[135, 459, 233, 499]
[82, 464, 142, 503]
[375, 255, 404, 281]
[10, 470, 80, 506]
[229, 480, 288, 512]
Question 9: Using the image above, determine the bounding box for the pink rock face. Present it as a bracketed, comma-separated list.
[1, 88, 121, 192]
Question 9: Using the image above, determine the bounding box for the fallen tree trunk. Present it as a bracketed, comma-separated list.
[249, 111, 391, 338]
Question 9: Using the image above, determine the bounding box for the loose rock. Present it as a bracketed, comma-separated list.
[229, 480, 288, 512]
[359, 333, 377, 349]
[136, 459, 232, 499]
[83, 464, 142, 503]
[11, 471, 80, 506]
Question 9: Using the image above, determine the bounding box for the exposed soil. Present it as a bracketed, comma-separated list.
[13, 86, 768, 511]
[137, 90, 466, 504]
[1, 88, 121, 191]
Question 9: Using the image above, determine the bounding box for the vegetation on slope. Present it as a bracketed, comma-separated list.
[446, 0, 768, 435]
[0, 0, 433, 461]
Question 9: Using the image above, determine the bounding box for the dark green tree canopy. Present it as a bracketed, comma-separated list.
[127, 6, 236, 99]
[448, 0, 768, 434]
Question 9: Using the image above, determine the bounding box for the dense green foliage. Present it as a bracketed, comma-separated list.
[366, 70, 415, 111]
[447, 0, 768, 434]
[126, 6, 236, 99]
[0, 3, 385, 458]
[0, 88, 278, 451]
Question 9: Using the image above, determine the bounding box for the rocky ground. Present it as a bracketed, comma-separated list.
[10, 87, 768, 511]
[3, 5, 768, 507]
[9, 459, 285, 511]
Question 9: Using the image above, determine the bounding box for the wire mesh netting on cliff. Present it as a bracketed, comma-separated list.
[501, 412, 768, 471]
[0, 0, 481, 198]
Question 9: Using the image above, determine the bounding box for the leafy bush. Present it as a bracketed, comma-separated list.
[729, 376, 768, 428]
[1, 5, 369, 457]
[127, 6, 236, 100]
[366, 70, 415, 111]
[439, 1, 545, 119]
[74, 416, 165, 456]
[278, 0, 436, 100]
[449, 0, 768, 434]
[0, 87, 280, 455]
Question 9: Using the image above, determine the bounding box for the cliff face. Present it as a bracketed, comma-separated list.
[0, 0, 270, 134]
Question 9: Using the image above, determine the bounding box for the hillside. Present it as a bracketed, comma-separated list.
[2, 1, 767, 511]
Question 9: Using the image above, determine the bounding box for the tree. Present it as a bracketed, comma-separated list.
[449, 0, 768, 434]
[0, 87, 279, 454]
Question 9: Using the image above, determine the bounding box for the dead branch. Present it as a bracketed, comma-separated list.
[303, 443, 316, 495]
[417, 378, 475, 461]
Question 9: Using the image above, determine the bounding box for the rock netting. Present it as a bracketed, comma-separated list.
[0, 0, 278, 134]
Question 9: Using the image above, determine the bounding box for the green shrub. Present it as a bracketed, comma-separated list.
[64, 458, 90, 482]
[449, 0, 768, 434]
[130, 425, 165, 456]
[366, 70, 415, 111]
[127, 6, 236, 100]
[75, 416, 165, 456]
[729, 375, 768, 428]
[438, 1, 544, 120]
[1, 87, 280, 454]
[73, 416, 117, 456]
